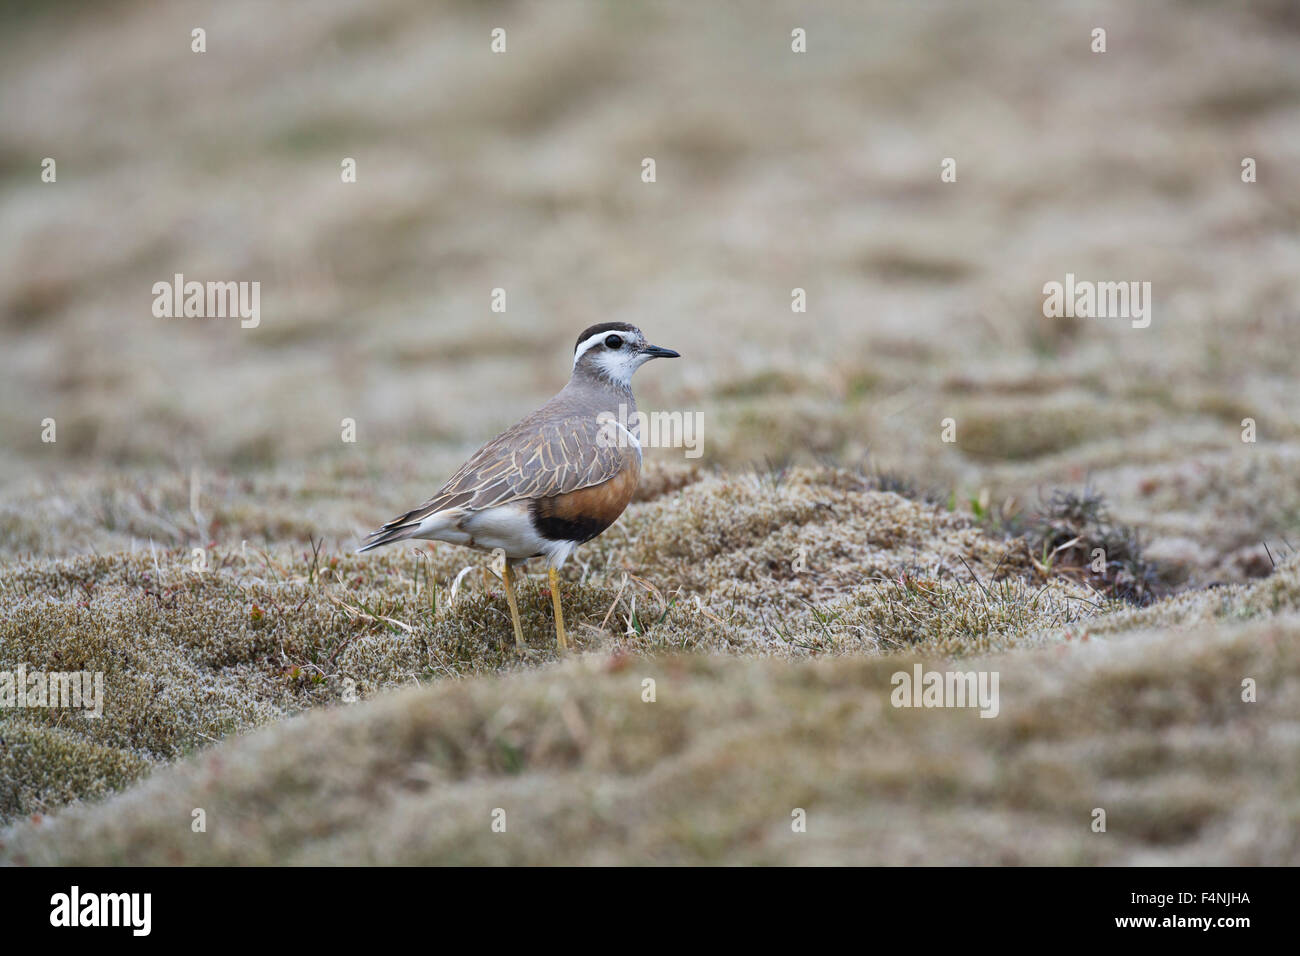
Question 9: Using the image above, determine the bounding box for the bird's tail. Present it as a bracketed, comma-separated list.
[355, 522, 420, 554]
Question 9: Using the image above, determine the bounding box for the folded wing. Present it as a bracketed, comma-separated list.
[359, 408, 630, 550]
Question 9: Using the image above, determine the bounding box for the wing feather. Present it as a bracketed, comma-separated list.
[370, 404, 631, 535]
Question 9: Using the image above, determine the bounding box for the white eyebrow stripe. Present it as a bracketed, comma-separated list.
[573, 331, 616, 366]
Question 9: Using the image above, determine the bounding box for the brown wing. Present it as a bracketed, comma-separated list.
[369, 405, 632, 538]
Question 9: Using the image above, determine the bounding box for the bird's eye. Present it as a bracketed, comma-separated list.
[604, 334, 623, 349]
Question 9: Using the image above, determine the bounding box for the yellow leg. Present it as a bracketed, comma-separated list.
[549, 567, 568, 653]
[501, 564, 526, 654]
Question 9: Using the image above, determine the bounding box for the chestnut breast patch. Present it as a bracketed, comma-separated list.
[530, 458, 640, 543]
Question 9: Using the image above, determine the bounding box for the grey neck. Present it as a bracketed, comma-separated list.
[565, 364, 636, 411]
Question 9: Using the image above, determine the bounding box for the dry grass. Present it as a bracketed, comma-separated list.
[0, 467, 1107, 825]
[3, 467, 1299, 862]
[2, 0, 1299, 863]
[3, 601, 1297, 865]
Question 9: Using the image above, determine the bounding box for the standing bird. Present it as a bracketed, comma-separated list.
[358, 323, 679, 653]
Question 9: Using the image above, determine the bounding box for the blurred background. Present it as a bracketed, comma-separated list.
[4, 0, 1300, 867]
[2, 0, 1299, 584]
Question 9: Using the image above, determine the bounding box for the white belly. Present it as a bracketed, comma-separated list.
[412, 501, 577, 567]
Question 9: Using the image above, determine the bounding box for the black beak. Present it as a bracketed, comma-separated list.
[641, 344, 680, 359]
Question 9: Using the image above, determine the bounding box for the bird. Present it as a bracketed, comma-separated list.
[358, 322, 680, 653]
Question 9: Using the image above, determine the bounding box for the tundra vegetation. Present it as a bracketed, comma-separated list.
[2, 0, 1298, 863]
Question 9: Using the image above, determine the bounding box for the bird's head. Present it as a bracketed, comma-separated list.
[571, 322, 679, 387]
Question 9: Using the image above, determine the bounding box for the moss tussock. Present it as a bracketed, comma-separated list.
[5, 466, 1299, 839]
[3, 608, 1296, 865]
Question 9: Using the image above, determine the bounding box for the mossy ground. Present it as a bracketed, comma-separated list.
[4, 588, 1298, 865]
[0, 467, 1098, 823]
[3, 0, 1300, 862]
[3, 465, 1299, 863]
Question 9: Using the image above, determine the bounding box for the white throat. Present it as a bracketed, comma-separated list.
[589, 348, 651, 387]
